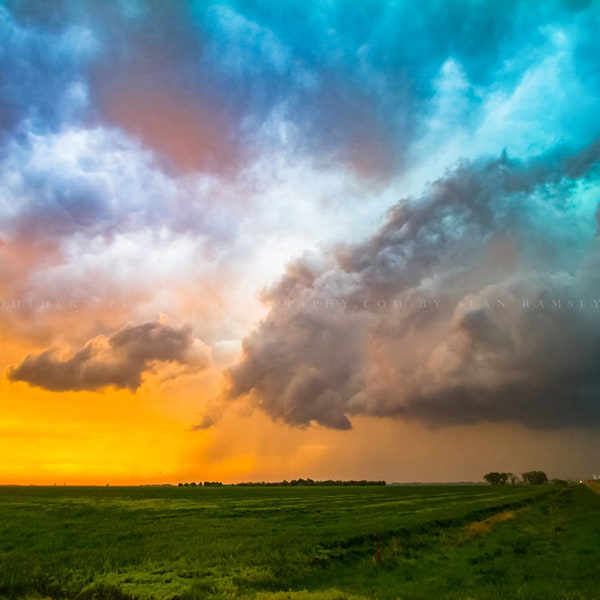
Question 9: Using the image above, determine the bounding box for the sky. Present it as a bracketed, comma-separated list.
[1, 0, 600, 485]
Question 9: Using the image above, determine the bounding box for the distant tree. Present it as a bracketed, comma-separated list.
[484, 472, 509, 485]
[508, 473, 519, 485]
[484, 472, 499, 485]
[522, 471, 548, 485]
[550, 478, 568, 487]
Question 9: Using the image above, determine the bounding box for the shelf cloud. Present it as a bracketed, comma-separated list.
[227, 144, 600, 430]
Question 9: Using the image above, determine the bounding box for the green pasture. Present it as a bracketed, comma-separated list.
[0, 483, 598, 599]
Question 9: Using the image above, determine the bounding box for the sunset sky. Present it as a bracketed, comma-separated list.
[1, 0, 600, 485]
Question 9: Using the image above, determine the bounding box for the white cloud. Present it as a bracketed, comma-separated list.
[409, 24, 600, 195]
[204, 5, 292, 77]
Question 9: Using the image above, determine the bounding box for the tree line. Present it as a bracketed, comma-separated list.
[235, 478, 386, 487]
[177, 479, 387, 487]
[177, 481, 224, 487]
[483, 471, 549, 485]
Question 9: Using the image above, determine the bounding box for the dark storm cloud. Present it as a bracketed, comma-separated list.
[228, 308, 369, 430]
[227, 143, 600, 430]
[8, 322, 202, 391]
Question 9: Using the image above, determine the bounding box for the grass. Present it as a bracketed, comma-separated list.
[0, 483, 597, 599]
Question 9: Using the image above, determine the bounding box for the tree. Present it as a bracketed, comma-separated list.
[484, 472, 502, 485]
[483, 471, 519, 485]
[522, 471, 548, 485]
[484, 472, 512, 485]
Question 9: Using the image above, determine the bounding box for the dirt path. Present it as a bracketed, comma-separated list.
[586, 482, 600, 496]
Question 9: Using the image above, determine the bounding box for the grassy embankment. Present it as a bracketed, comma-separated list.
[0, 483, 598, 599]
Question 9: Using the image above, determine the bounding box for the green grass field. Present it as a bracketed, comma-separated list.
[0, 483, 598, 599]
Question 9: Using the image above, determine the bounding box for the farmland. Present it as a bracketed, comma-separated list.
[0, 483, 598, 599]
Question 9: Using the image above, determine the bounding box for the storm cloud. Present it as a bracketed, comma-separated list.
[227, 144, 600, 430]
[8, 322, 206, 392]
